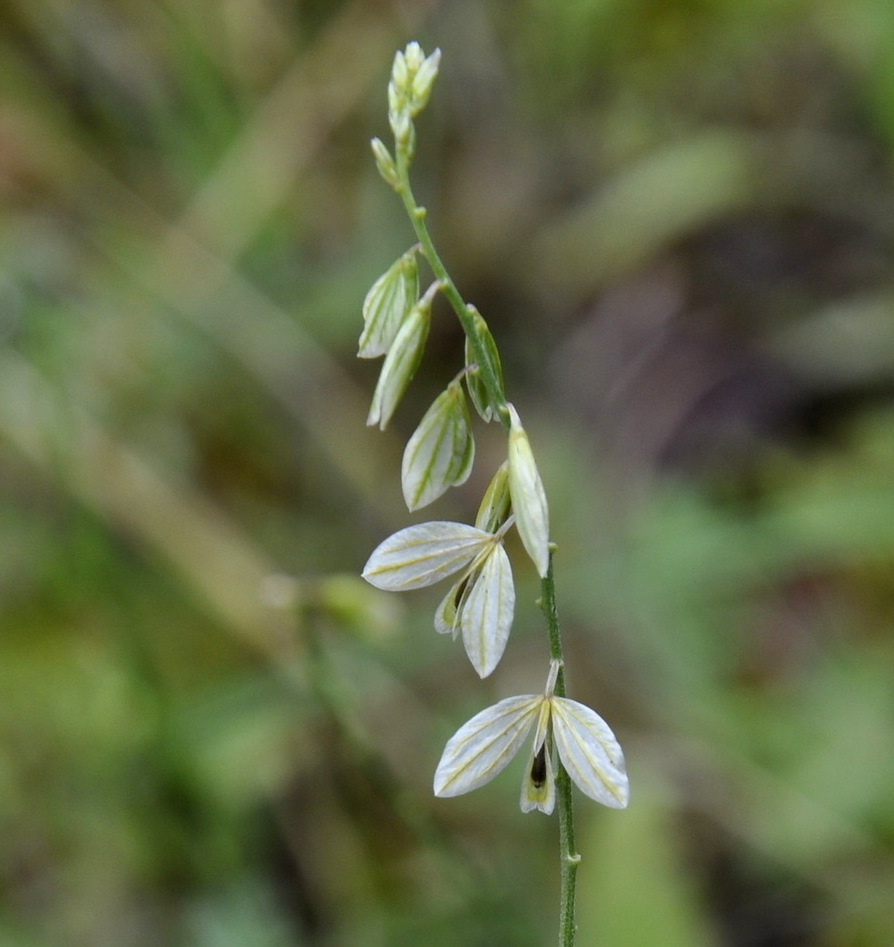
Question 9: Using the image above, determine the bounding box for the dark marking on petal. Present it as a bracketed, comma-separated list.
[531, 744, 547, 789]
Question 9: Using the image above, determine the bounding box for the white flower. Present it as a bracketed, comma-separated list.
[433, 661, 629, 813]
[362, 520, 514, 677]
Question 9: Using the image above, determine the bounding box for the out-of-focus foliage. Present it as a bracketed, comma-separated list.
[2, 1, 894, 944]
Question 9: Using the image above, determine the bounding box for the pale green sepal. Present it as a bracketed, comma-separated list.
[520, 741, 556, 814]
[401, 381, 475, 511]
[367, 301, 429, 429]
[359, 250, 418, 358]
[460, 543, 514, 678]
[550, 697, 629, 809]
[475, 461, 511, 532]
[362, 521, 491, 591]
[433, 695, 540, 797]
[464, 309, 504, 421]
[507, 403, 550, 577]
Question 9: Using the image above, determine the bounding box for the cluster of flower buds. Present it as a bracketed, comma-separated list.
[359, 43, 629, 814]
[370, 42, 442, 186]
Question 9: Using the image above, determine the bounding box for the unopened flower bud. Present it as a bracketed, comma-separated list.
[402, 380, 475, 511]
[475, 461, 511, 533]
[366, 294, 432, 429]
[370, 137, 399, 189]
[464, 307, 504, 421]
[359, 249, 419, 358]
[507, 404, 550, 577]
[409, 48, 441, 115]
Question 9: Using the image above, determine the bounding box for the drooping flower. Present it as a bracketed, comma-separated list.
[362, 519, 514, 677]
[433, 661, 629, 813]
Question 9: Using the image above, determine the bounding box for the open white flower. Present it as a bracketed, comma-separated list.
[362, 520, 515, 677]
[433, 661, 629, 813]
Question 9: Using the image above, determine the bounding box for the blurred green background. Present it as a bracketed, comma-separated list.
[3, 1, 894, 944]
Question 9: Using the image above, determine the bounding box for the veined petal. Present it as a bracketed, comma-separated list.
[550, 697, 629, 809]
[402, 381, 475, 511]
[434, 695, 541, 797]
[460, 542, 515, 678]
[362, 522, 492, 591]
[520, 741, 556, 814]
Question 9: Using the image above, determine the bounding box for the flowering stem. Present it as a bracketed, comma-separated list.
[384, 51, 592, 942]
[396, 127, 581, 947]
[540, 552, 580, 946]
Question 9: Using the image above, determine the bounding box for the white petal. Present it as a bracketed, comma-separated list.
[460, 543, 515, 678]
[434, 696, 541, 797]
[550, 697, 629, 809]
[362, 522, 491, 591]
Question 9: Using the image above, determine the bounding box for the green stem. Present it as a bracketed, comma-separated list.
[541, 551, 580, 947]
[395, 151, 509, 433]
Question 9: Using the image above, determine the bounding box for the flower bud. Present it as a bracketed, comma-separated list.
[409, 48, 441, 116]
[370, 137, 399, 189]
[358, 250, 418, 358]
[389, 108, 413, 148]
[402, 380, 475, 511]
[475, 461, 511, 533]
[366, 296, 431, 429]
[391, 46, 411, 93]
[464, 307, 504, 421]
[507, 404, 550, 577]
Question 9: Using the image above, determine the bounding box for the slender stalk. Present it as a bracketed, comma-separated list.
[541, 553, 581, 946]
[395, 154, 510, 433]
